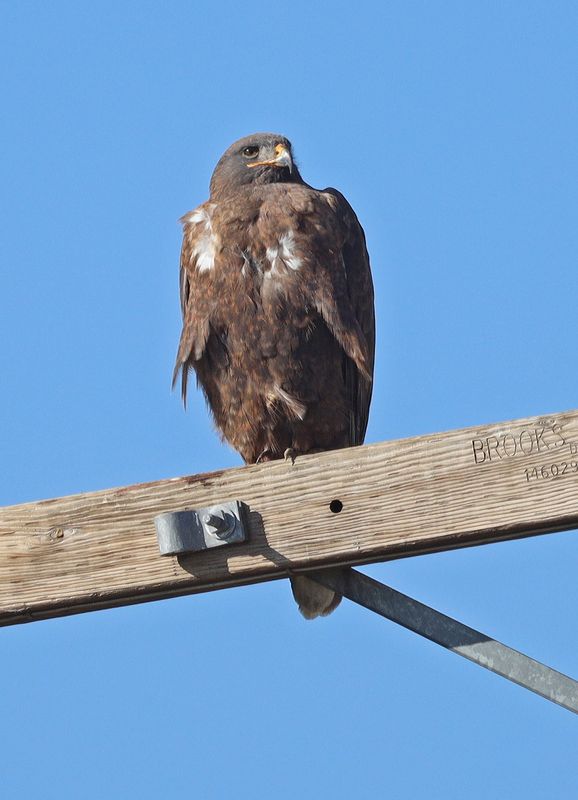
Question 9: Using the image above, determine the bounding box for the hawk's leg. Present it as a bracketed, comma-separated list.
[284, 447, 297, 464]
[284, 447, 326, 464]
[256, 447, 275, 463]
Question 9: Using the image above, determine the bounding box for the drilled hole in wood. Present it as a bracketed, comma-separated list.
[329, 499, 343, 514]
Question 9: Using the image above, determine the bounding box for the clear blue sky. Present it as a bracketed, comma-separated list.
[1, 1, 577, 797]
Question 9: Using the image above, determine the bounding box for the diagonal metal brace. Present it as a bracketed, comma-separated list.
[310, 567, 578, 715]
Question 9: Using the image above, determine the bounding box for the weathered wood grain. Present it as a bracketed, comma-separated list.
[1, 409, 578, 625]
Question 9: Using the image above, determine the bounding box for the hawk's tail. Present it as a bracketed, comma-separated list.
[290, 575, 342, 620]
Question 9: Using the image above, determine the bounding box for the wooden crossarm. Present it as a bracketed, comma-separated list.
[1, 408, 578, 626]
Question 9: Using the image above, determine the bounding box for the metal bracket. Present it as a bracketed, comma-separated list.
[155, 500, 248, 556]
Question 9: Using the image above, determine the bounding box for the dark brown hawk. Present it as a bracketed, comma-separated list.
[173, 133, 375, 619]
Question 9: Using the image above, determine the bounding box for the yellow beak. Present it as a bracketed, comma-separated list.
[247, 143, 292, 169]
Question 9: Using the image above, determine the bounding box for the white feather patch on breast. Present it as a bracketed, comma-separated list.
[265, 231, 302, 277]
[186, 205, 217, 273]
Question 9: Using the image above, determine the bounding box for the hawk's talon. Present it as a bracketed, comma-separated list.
[256, 448, 272, 463]
[284, 447, 297, 465]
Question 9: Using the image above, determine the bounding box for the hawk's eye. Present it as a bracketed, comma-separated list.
[242, 146, 259, 158]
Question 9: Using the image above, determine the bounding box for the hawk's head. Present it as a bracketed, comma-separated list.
[209, 133, 303, 197]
